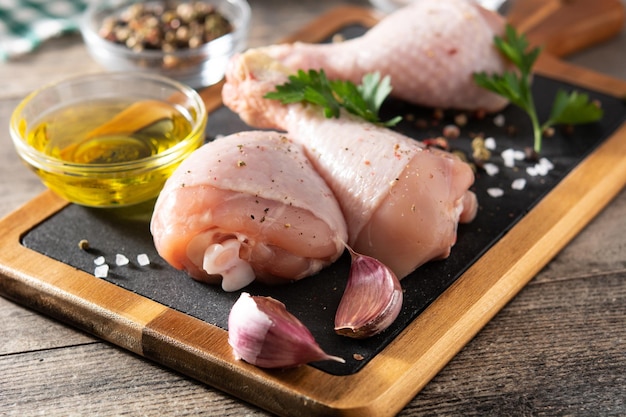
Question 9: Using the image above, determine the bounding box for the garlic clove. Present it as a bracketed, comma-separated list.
[334, 247, 403, 339]
[228, 292, 345, 368]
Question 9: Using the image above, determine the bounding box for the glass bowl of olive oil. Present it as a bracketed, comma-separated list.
[10, 72, 207, 207]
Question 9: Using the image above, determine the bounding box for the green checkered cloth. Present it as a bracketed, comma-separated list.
[0, 0, 88, 61]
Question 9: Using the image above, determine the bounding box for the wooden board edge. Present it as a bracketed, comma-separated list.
[2, 5, 626, 417]
[353, 120, 626, 414]
[278, 6, 381, 44]
[0, 192, 172, 356]
[536, 53, 626, 98]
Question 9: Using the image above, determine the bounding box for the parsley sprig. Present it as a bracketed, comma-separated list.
[474, 24, 603, 154]
[264, 69, 401, 127]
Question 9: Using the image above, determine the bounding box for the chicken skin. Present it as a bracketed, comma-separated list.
[253, 0, 509, 112]
[222, 51, 478, 279]
[151, 131, 348, 291]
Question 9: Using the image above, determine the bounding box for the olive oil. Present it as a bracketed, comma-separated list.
[27, 99, 191, 163]
[24, 98, 204, 207]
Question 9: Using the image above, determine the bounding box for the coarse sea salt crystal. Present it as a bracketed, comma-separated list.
[484, 162, 499, 176]
[115, 254, 130, 266]
[534, 164, 549, 176]
[501, 149, 516, 167]
[484, 137, 496, 150]
[501, 148, 526, 168]
[94, 256, 106, 266]
[94, 264, 109, 278]
[527, 157, 554, 177]
[487, 187, 504, 198]
[539, 157, 554, 170]
[511, 178, 527, 190]
[137, 253, 150, 266]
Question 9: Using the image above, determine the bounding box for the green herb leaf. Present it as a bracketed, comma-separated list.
[494, 24, 541, 75]
[264, 69, 401, 126]
[265, 69, 341, 118]
[545, 90, 603, 126]
[474, 71, 526, 110]
[473, 24, 603, 154]
[360, 72, 390, 115]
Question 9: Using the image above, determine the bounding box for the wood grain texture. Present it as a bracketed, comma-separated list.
[508, 0, 626, 57]
[1, 1, 626, 416]
[402, 270, 626, 416]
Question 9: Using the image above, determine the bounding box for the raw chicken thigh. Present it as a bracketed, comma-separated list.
[150, 131, 348, 291]
[222, 51, 478, 279]
[253, 0, 509, 112]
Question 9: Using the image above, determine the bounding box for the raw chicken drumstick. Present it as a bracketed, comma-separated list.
[252, 0, 510, 112]
[150, 131, 348, 292]
[222, 51, 478, 279]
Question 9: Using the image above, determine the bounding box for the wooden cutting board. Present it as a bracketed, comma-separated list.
[1, 2, 626, 417]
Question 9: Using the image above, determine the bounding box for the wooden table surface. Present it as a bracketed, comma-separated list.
[1, 1, 625, 415]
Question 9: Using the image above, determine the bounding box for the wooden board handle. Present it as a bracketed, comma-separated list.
[508, 0, 625, 57]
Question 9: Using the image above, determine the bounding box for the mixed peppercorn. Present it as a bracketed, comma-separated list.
[99, 2, 233, 53]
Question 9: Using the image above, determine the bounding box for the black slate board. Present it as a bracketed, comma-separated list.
[20, 24, 626, 376]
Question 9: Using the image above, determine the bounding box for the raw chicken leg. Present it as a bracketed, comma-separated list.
[222, 51, 478, 279]
[252, 0, 510, 112]
[150, 131, 348, 291]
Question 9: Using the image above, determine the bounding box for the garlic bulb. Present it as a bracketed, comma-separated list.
[334, 247, 403, 338]
[228, 292, 345, 368]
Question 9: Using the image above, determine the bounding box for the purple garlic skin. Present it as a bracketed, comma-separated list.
[334, 248, 403, 339]
[228, 292, 344, 368]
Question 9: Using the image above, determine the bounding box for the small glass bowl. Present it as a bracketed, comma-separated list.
[80, 0, 251, 88]
[10, 72, 207, 208]
[369, 0, 412, 13]
[369, 0, 507, 13]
